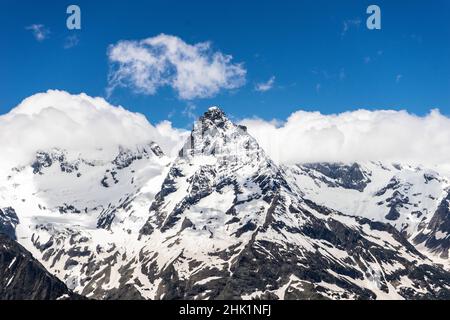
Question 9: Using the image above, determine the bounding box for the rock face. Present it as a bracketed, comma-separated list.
[0, 233, 80, 300]
[0, 207, 19, 240]
[301, 163, 372, 192]
[414, 192, 450, 259]
[1, 107, 450, 300]
[285, 161, 450, 239]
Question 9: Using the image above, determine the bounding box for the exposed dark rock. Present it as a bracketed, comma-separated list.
[0, 234, 81, 300]
[375, 177, 400, 196]
[302, 163, 371, 192]
[414, 192, 450, 259]
[385, 207, 401, 221]
[112, 142, 164, 170]
[180, 218, 195, 231]
[0, 207, 19, 240]
[31, 151, 53, 174]
[234, 221, 257, 237]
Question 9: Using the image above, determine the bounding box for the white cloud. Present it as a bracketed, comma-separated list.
[154, 121, 189, 156]
[255, 76, 275, 92]
[64, 34, 80, 49]
[396, 74, 403, 83]
[26, 24, 49, 41]
[315, 83, 321, 93]
[4, 91, 449, 175]
[182, 103, 197, 120]
[341, 19, 361, 37]
[107, 34, 246, 100]
[0, 90, 187, 168]
[240, 109, 450, 169]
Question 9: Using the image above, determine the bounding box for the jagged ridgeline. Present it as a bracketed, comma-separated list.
[1, 107, 450, 300]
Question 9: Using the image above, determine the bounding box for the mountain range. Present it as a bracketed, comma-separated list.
[1, 106, 450, 300]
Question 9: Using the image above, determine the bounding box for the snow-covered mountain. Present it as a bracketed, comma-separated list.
[0, 141, 170, 298]
[1, 102, 450, 300]
[284, 162, 450, 263]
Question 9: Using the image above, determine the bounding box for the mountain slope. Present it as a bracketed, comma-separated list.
[283, 162, 450, 266]
[0, 141, 169, 298]
[0, 233, 80, 300]
[414, 191, 450, 260]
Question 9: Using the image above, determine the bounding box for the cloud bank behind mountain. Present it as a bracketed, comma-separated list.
[0, 90, 187, 169]
[241, 109, 450, 171]
[1, 90, 450, 173]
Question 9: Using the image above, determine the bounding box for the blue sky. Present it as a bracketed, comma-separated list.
[1, 0, 449, 127]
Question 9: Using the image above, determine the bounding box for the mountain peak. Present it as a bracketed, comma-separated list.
[202, 106, 227, 119]
[207, 106, 220, 112]
[194, 106, 233, 135]
[201, 106, 227, 125]
[177, 105, 258, 160]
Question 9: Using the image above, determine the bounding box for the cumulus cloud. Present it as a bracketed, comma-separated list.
[26, 24, 50, 41]
[341, 19, 361, 37]
[3, 91, 449, 174]
[315, 83, 322, 93]
[182, 103, 197, 120]
[0, 90, 187, 168]
[255, 76, 275, 92]
[107, 34, 246, 100]
[240, 109, 450, 169]
[64, 34, 80, 49]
